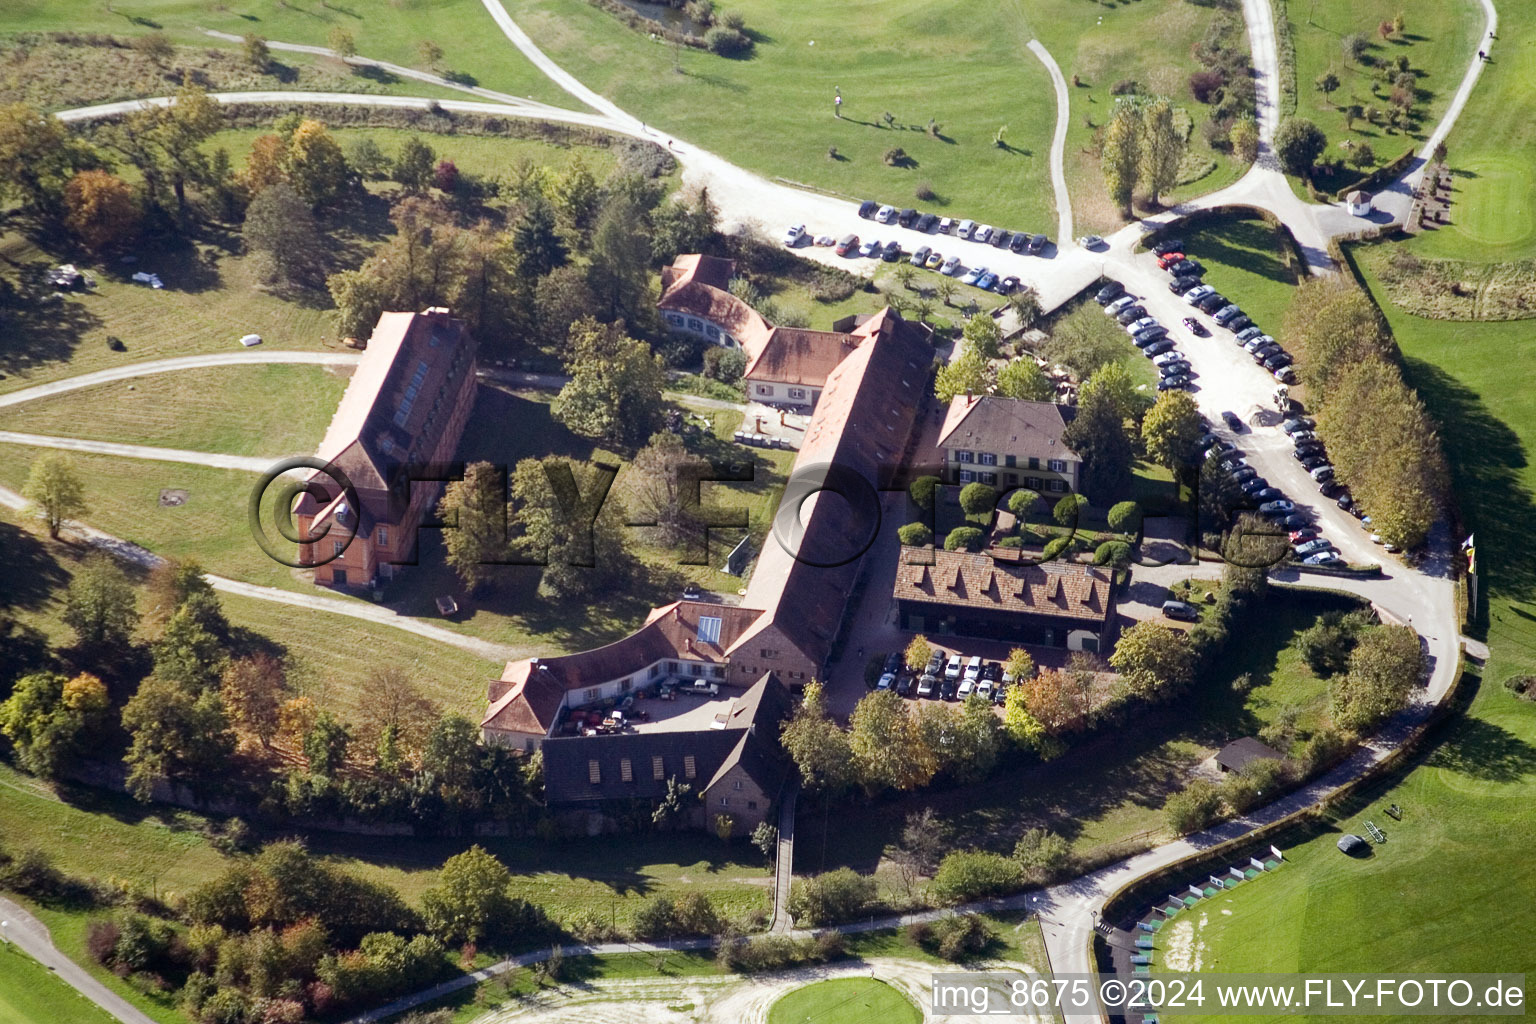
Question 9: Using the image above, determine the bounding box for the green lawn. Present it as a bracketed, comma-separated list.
[0, 364, 348, 458]
[1169, 215, 1301, 331]
[1406, 1, 1536, 261]
[1283, 0, 1482, 175]
[797, 588, 1360, 889]
[768, 978, 922, 1024]
[0, 938, 120, 1024]
[0, 0, 575, 109]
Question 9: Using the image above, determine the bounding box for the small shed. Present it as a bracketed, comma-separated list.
[1215, 737, 1285, 773]
[1346, 190, 1373, 217]
[239, 333, 263, 347]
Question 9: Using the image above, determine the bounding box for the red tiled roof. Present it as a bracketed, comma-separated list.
[743, 326, 861, 387]
[480, 602, 765, 735]
[893, 546, 1113, 624]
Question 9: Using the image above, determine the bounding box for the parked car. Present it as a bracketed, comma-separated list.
[783, 224, 806, 246]
[976, 270, 999, 290]
[1231, 466, 1258, 482]
[1240, 476, 1270, 495]
[917, 674, 937, 698]
[1235, 326, 1264, 343]
[916, 212, 939, 232]
[1169, 275, 1203, 294]
[1320, 480, 1347, 499]
[941, 255, 963, 275]
[687, 680, 720, 696]
[957, 677, 975, 698]
[1282, 417, 1316, 434]
[957, 219, 976, 239]
[974, 224, 995, 244]
[925, 651, 945, 676]
[941, 678, 959, 700]
[682, 583, 703, 600]
[1168, 259, 1204, 277]
[983, 662, 1003, 682]
[1157, 373, 1189, 390]
[925, 250, 945, 270]
[1181, 316, 1207, 335]
[964, 656, 983, 681]
[1222, 410, 1244, 431]
[1227, 315, 1254, 333]
[1295, 538, 1333, 557]
[1244, 335, 1275, 353]
[1264, 352, 1293, 370]
[876, 672, 895, 691]
[911, 244, 932, 266]
[1281, 513, 1310, 529]
[881, 242, 903, 262]
[1079, 234, 1106, 249]
[1156, 251, 1186, 269]
[1155, 351, 1188, 367]
[1146, 339, 1177, 357]
[944, 656, 964, 681]
[876, 204, 897, 223]
[814, 234, 835, 247]
[1133, 325, 1168, 344]
[991, 229, 1012, 249]
[960, 265, 987, 286]
[1106, 295, 1137, 315]
[835, 233, 859, 256]
[1125, 316, 1159, 333]
[1195, 292, 1228, 313]
[858, 238, 881, 258]
[1184, 284, 1216, 304]
[1011, 232, 1031, 253]
[1290, 429, 1319, 444]
[1162, 599, 1199, 621]
[1311, 465, 1336, 482]
[1275, 366, 1298, 384]
[858, 200, 878, 219]
[1152, 237, 1184, 256]
[938, 217, 955, 234]
[1250, 342, 1281, 361]
[897, 207, 918, 227]
[1116, 306, 1149, 325]
[1027, 233, 1049, 254]
[998, 275, 1020, 294]
[1290, 527, 1320, 543]
[1259, 499, 1295, 515]
[1303, 551, 1344, 566]
[976, 679, 995, 700]
[1249, 487, 1283, 503]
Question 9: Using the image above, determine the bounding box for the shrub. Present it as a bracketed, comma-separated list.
[1110, 78, 1140, 95]
[705, 25, 751, 56]
[1053, 493, 1086, 526]
[86, 919, 121, 964]
[898, 522, 934, 547]
[929, 913, 996, 961]
[931, 851, 1025, 903]
[1041, 536, 1070, 561]
[959, 482, 999, 517]
[1107, 500, 1142, 534]
[1094, 540, 1132, 567]
[786, 868, 878, 926]
[945, 527, 985, 552]
[997, 535, 1024, 549]
[1164, 780, 1222, 835]
[1013, 828, 1074, 881]
[1189, 69, 1225, 103]
[1506, 675, 1536, 702]
[883, 147, 908, 167]
[909, 475, 942, 512]
[915, 181, 937, 201]
[702, 346, 746, 383]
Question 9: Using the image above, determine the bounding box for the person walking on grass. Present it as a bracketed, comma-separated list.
[834, 86, 842, 118]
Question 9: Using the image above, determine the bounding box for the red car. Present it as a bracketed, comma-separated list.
[1289, 527, 1319, 543]
[1157, 251, 1186, 269]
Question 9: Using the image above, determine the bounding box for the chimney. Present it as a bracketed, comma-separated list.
[686, 638, 695, 652]
[673, 606, 681, 620]
[965, 389, 973, 403]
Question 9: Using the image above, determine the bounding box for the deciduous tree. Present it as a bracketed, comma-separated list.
[780, 682, 854, 795]
[1101, 100, 1142, 214]
[1138, 98, 1185, 206]
[0, 672, 110, 778]
[849, 689, 935, 794]
[121, 675, 236, 801]
[62, 554, 137, 653]
[243, 181, 328, 289]
[1330, 623, 1421, 732]
[1274, 117, 1328, 176]
[23, 453, 86, 538]
[995, 357, 1056, 401]
[63, 170, 139, 252]
[551, 317, 666, 445]
[286, 119, 350, 207]
[934, 343, 988, 403]
[221, 653, 286, 748]
[1141, 389, 1204, 468]
[1109, 621, 1195, 700]
[437, 461, 510, 591]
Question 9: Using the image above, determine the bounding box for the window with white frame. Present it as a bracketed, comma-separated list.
[1047, 480, 1066, 492]
[789, 388, 806, 400]
[756, 385, 772, 396]
[958, 470, 975, 483]
[980, 472, 997, 485]
[376, 526, 389, 546]
[956, 450, 975, 463]
[979, 452, 997, 465]
[1048, 458, 1067, 472]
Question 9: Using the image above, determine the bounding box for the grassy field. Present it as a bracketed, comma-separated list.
[0, 0, 574, 109]
[1405, 1, 1535, 262]
[0, 938, 120, 1024]
[1167, 215, 1301, 332]
[797, 588, 1360, 887]
[1026, 0, 1252, 232]
[0, 364, 348, 458]
[1283, 0, 1482, 172]
[768, 978, 921, 1024]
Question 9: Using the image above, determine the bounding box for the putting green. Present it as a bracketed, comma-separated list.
[767, 978, 922, 1024]
[1443, 152, 1536, 251]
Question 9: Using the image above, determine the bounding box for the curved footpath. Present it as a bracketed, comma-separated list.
[1028, 39, 1075, 246]
[0, 895, 157, 1024]
[0, 350, 361, 410]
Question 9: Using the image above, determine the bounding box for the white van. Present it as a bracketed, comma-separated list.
[956, 219, 976, 239]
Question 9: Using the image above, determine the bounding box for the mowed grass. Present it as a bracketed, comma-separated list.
[0, 943, 123, 1024]
[1284, 0, 1482, 167]
[0, 232, 338, 396]
[1162, 252, 1536, 1010]
[510, 0, 1058, 230]
[0, 0, 575, 109]
[0, 364, 349, 458]
[798, 589, 1358, 886]
[1025, 0, 1251, 231]
[1171, 215, 1300, 331]
[1409, 1, 1536, 261]
[768, 978, 921, 1024]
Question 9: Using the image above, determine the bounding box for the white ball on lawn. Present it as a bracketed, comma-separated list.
[809, 40, 814, 45]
